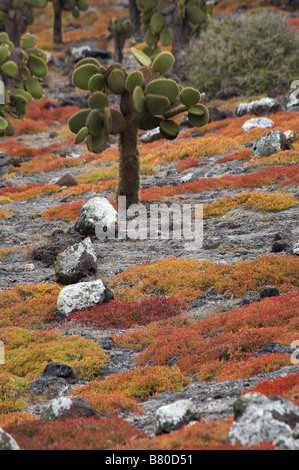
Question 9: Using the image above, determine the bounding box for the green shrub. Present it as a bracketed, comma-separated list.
[183, 11, 299, 98]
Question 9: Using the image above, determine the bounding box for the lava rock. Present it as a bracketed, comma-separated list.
[259, 285, 280, 299]
[30, 377, 70, 399]
[240, 291, 261, 305]
[71, 45, 111, 62]
[154, 399, 201, 435]
[55, 237, 97, 284]
[252, 341, 296, 359]
[42, 362, 77, 383]
[251, 130, 293, 158]
[55, 173, 79, 187]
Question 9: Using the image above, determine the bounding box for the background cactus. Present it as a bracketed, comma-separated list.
[0, 0, 88, 46]
[135, 0, 213, 58]
[0, 0, 46, 46]
[0, 31, 48, 135]
[52, 0, 89, 44]
[68, 48, 209, 208]
[108, 17, 134, 64]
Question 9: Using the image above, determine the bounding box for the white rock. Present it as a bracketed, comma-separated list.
[180, 173, 194, 183]
[228, 392, 299, 447]
[154, 399, 200, 435]
[74, 197, 117, 236]
[241, 117, 274, 132]
[236, 97, 279, 117]
[57, 278, 107, 316]
[0, 427, 20, 450]
[283, 130, 296, 141]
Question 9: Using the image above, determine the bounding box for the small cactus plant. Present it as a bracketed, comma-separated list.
[0, 32, 48, 136]
[108, 17, 134, 64]
[68, 48, 209, 208]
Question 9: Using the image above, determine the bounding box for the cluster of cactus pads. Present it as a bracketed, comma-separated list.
[136, 0, 213, 56]
[68, 48, 209, 207]
[0, 32, 48, 135]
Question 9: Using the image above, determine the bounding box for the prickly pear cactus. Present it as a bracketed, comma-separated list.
[136, 0, 213, 57]
[0, 32, 48, 136]
[108, 17, 134, 63]
[68, 48, 209, 207]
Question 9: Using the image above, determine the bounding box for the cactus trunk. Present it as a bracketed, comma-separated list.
[53, 2, 63, 44]
[116, 118, 140, 208]
[4, 10, 24, 46]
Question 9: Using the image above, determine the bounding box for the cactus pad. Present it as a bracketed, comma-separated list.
[159, 119, 180, 140]
[152, 51, 175, 75]
[72, 64, 100, 90]
[180, 87, 200, 107]
[145, 78, 179, 104]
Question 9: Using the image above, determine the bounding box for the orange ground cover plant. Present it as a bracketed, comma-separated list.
[0, 209, 14, 220]
[202, 190, 298, 218]
[0, 371, 27, 413]
[0, 411, 38, 429]
[115, 290, 299, 381]
[51, 180, 117, 199]
[0, 283, 61, 329]
[245, 150, 299, 167]
[111, 254, 299, 302]
[74, 391, 145, 416]
[0, 326, 110, 380]
[176, 157, 203, 172]
[41, 200, 87, 221]
[73, 365, 191, 401]
[0, 183, 60, 201]
[242, 372, 299, 406]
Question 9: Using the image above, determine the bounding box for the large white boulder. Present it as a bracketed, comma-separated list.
[57, 278, 109, 317]
[241, 117, 274, 132]
[0, 427, 20, 450]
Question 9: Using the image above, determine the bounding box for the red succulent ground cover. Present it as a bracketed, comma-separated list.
[5, 415, 145, 450]
[140, 165, 299, 201]
[41, 200, 88, 221]
[115, 290, 299, 381]
[243, 372, 299, 405]
[65, 296, 189, 330]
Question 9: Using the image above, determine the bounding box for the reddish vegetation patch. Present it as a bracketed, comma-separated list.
[66, 296, 189, 330]
[41, 200, 87, 221]
[6, 416, 145, 450]
[140, 165, 299, 201]
[115, 290, 299, 381]
[176, 157, 203, 172]
[243, 372, 299, 406]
